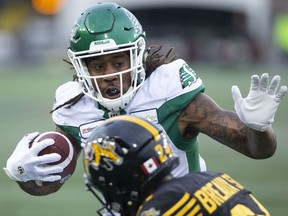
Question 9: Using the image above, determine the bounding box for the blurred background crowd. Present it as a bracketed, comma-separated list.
[0, 0, 287, 66]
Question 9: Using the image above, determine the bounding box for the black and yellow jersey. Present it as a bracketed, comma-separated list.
[137, 171, 269, 216]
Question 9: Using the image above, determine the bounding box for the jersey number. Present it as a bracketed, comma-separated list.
[154, 143, 172, 163]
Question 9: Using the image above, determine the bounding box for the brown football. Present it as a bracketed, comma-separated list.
[31, 131, 77, 184]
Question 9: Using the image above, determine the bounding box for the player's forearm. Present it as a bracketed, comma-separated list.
[201, 110, 277, 159]
[17, 181, 63, 196]
[213, 119, 277, 159]
[245, 126, 277, 159]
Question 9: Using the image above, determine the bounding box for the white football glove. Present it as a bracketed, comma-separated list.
[3, 132, 63, 182]
[231, 73, 287, 132]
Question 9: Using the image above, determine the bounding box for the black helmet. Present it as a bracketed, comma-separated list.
[83, 115, 179, 215]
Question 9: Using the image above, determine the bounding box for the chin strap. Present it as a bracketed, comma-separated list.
[83, 174, 116, 216]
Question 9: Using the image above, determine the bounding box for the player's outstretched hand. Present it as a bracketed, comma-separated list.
[3, 132, 63, 182]
[231, 73, 287, 132]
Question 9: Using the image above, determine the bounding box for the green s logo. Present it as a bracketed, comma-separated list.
[179, 63, 197, 89]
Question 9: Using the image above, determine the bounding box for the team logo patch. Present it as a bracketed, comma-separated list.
[179, 63, 198, 89]
[85, 138, 123, 171]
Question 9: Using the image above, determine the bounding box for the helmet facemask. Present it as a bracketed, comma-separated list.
[68, 37, 146, 111]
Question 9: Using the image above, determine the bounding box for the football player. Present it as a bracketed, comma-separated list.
[4, 2, 287, 196]
[83, 115, 270, 216]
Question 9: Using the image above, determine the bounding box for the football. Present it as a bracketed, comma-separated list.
[31, 131, 77, 184]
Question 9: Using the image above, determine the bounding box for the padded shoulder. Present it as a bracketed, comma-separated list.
[145, 59, 204, 101]
[53, 81, 83, 107]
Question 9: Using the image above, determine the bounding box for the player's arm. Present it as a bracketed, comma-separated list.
[179, 93, 276, 158]
[17, 180, 63, 196]
[179, 73, 287, 159]
[4, 128, 81, 196]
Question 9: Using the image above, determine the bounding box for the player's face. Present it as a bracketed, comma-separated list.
[86, 52, 131, 100]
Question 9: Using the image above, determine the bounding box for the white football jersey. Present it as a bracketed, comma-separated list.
[52, 59, 206, 176]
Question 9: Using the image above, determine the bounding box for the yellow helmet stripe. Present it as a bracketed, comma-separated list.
[107, 116, 160, 141]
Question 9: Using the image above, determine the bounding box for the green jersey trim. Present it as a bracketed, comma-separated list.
[158, 83, 205, 171]
[57, 124, 82, 147]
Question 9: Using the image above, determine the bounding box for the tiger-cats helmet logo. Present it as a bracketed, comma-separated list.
[179, 63, 198, 89]
[84, 137, 123, 172]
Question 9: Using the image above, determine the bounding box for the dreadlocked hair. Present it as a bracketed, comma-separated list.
[50, 45, 178, 113]
[50, 59, 84, 114]
[145, 45, 178, 78]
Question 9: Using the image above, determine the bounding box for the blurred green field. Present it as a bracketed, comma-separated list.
[1, 61, 287, 215]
